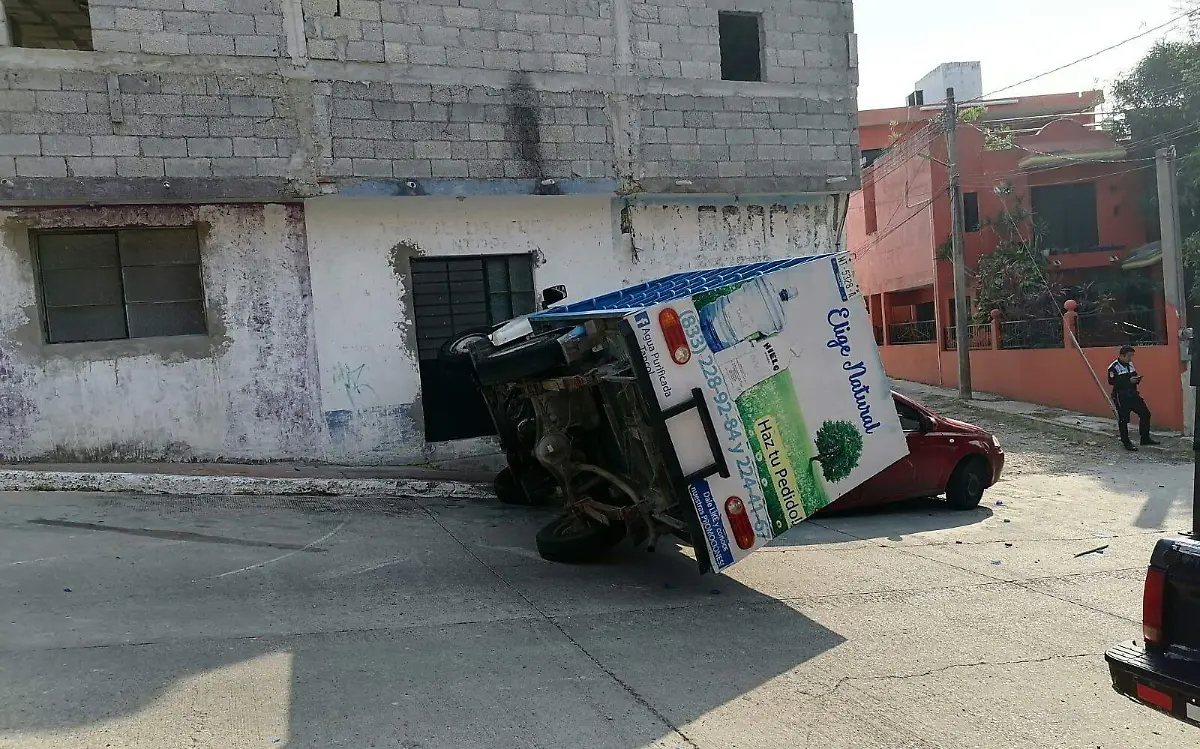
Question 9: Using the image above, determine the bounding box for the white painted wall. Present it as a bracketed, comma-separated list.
[915, 62, 983, 105]
[304, 195, 619, 463]
[620, 198, 842, 283]
[0, 195, 843, 465]
[304, 194, 841, 462]
[0, 204, 320, 462]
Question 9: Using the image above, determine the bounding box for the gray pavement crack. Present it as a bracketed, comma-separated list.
[797, 651, 1097, 702]
[415, 503, 701, 749]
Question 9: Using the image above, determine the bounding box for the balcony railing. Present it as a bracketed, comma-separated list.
[1074, 309, 1166, 347]
[944, 324, 992, 350]
[999, 318, 1063, 350]
[888, 320, 936, 345]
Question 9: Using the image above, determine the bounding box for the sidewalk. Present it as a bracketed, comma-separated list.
[0, 458, 500, 498]
[893, 379, 1189, 448]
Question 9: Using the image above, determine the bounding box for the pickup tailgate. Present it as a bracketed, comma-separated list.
[1106, 537, 1200, 727]
[1162, 538, 1200, 651]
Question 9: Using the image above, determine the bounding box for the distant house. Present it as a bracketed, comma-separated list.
[847, 63, 1183, 430]
[850, 64, 1157, 349]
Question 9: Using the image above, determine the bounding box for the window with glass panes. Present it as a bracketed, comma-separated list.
[33, 228, 207, 344]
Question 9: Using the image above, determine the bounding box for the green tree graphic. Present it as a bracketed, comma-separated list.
[811, 420, 863, 484]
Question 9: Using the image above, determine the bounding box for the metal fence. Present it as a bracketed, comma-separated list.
[1074, 309, 1166, 348]
[999, 318, 1064, 349]
[888, 320, 937, 345]
[944, 324, 992, 350]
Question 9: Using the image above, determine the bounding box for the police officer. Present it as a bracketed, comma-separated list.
[1108, 344, 1159, 451]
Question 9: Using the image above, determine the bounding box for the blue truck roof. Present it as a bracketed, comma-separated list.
[530, 254, 833, 323]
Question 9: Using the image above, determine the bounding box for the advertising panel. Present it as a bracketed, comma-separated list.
[628, 256, 907, 572]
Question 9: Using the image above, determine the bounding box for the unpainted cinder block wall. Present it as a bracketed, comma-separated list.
[0, 0, 860, 197]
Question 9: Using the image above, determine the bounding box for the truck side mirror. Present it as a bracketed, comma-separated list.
[541, 285, 567, 308]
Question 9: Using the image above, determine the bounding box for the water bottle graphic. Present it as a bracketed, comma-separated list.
[699, 277, 798, 353]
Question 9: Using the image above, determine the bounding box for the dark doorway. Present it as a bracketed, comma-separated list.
[411, 254, 536, 442]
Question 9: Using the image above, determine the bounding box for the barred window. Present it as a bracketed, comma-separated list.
[34, 228, 207, 344]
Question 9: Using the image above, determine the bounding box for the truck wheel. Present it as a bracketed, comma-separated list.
[474, 331, 566, 385]
[946, 458, 989, 510]
[439, 328, 493, 365]
[535, 513, 626, 563]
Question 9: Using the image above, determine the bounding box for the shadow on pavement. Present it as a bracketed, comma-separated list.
[0, 492, 845, 748]
[1135, 483, 1190, 530]
[770, 496, 994, 546]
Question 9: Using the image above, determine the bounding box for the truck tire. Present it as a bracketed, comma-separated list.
[946, 457, 989, 510]
[439, 328, 493, 365]
[535, 513, 626, 563]
[474, 331, 566, 385]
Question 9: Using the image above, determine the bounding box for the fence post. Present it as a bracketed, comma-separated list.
[1063, 299, 1078, 349]
[989, 309, 1001, 350]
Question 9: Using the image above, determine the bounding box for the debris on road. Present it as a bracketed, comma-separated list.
[1074, 544, 1110, 558]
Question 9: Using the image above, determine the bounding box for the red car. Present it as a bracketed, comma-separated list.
[823, 391, 1005, 513]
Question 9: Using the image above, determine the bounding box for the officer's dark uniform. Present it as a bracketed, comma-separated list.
[1108, 358, 1152, 446]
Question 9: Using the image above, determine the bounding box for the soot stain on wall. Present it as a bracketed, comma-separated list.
[505, 73, 544, 180]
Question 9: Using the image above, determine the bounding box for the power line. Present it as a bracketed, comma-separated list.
[964, 8, 1200, 105]
[851, 198, 937, 261]
[958, 160, 1158, 188]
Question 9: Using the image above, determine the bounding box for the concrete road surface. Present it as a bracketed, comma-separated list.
[1, 406, 1194, 748]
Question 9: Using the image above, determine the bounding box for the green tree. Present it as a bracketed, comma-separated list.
[1109, 35, 1200, 301]
[970, 185, 1117, 325]
[811, 420, 863, 484]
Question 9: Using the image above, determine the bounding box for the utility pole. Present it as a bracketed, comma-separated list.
[945, 87, 973, 399]
[1158, 146, 1193, 439]
[1158, 146, 1186, 332]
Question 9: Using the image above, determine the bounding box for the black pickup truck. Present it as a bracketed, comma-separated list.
[1106, 537, 1200, 727]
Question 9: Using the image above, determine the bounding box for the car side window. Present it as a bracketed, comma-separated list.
[895, 401, 924, 433]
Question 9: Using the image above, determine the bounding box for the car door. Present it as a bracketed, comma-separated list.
[844, 396, 924, 508]
[895, 398, 951, 497]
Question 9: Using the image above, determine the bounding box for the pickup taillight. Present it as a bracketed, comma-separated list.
[1143, 566, 1167, 645]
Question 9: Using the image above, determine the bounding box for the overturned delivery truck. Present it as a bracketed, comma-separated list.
[443, 254, 908, 574]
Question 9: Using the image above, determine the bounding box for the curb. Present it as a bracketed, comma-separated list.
[0, 470, 497, 499]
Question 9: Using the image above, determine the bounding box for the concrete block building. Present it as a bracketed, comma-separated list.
[0, 0, 860, 464]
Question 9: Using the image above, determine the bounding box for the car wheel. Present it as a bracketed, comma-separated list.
[438, 328, 494, 365]
[946, 457, 989, 510]
[535, 512, 626, 563]
[474, 331, 566, 385]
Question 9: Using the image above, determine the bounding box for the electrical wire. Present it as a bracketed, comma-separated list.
[851, 197, 937, 261]
[958, 160, 1158, 188]
[961, 8, 1200, 105]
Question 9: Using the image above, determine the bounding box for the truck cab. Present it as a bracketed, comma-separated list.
[1106, 537, 1200, 727]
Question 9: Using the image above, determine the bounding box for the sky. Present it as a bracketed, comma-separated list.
[854, 0, 1192, 110]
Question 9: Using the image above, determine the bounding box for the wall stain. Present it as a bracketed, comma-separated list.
[0, 203, 320, 463]
[387, 239, 423, 352]
[505, 73, 544, 180]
